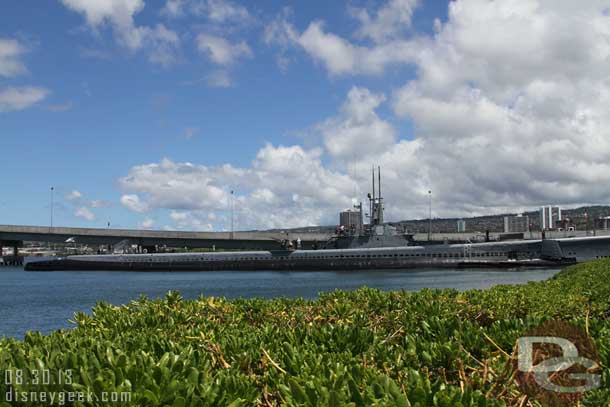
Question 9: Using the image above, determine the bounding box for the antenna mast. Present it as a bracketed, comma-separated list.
[371, 165, 375, 202]
[377, 166, 383, 224]
[378, 166, 381, 200]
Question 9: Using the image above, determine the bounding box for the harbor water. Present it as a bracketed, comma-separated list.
[0, 266, 561, 339]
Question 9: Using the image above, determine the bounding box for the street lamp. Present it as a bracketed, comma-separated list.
[585, 211, 589, 236]
[230, 190, 234, 239]
[427, 190, 432, 241]
[50, 186, 55, 230]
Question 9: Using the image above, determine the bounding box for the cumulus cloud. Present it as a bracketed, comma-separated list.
[386, 0, 610, 211]
[199, 0, 249, 23]
[161, 0, 184, 17]
[75, 206, 96, 221]
[351, 0, 419, 43]
[197, 34, 252, 65]
[0, 86, 49, 112]
[265, 18, 419, 76]
[170, 211, 214, 231]
[263, 7, 297, 71]
[90, 199, 113, 208]
[61, 0, 180, 65]
[146, 24, 180, 66]
[320, 87, 396, 161]
[169, 210, 188, 221]
[120, 194, 150, 213]
[65, 190, 82, 201]
[162, 0, 250, 23]
[0, 38, 27, 77]
[64, 190, 111, 222]
[118, 146, 357, 229]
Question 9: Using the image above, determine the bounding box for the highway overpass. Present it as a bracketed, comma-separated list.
[2, 224, 607, 254]
[0, 225, 334, 251]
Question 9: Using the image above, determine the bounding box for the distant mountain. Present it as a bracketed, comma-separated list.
[395, 205, 610, 233]
[266, 205, 610, 234]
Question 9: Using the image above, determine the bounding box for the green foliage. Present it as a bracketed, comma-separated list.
[2, 260, 610, 406]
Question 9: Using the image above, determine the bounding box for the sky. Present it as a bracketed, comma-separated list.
[1, 0, 610, 232]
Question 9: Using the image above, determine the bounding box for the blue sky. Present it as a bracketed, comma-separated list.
[2, 1, 609, 231]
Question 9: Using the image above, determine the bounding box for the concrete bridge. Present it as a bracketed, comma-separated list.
[0, 225, 333, 252]
[2, 224, 607, 258]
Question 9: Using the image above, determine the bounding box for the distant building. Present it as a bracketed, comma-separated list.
[457, 219, 466, 233]
[504, 214, 529, 233]
[540, 206, 562, 230]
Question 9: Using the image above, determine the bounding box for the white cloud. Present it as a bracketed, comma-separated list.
[169, 210, 188, 221]
[90, 199, 113, 208]
[161, 0, 184, 17]
[75, 206, 96, 221]
[264, 8, 298, 71]
[61, 0, 146, 48]
[170, 211, 214, 231]
[147, 24, 180, 66]
[61, 0, 180, 65]
[65, 190, 82, 201]
[266, 18, 419, 76]
[204, 0, 250, 23]
[61, 0, 144, 26]
[64, 191, 112, 222]
[0, 38, 27, 77]
[118, 147, 357, 229]
[0, 86, 49, 112]
[320, 87, 395, 161]
[120, 194, 150, 213]
[351, 0, 419, 43]
[197, 34, 252, 65]
[162, 0, 250, 23]
[385, 0, 610, 211]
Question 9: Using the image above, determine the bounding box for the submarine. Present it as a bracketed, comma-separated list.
[24, 167, 610, 272]
[22, 236, 610, 271]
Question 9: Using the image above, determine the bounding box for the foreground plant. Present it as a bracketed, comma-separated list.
[1, 260, 609, 406]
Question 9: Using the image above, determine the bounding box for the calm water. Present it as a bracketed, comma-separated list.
[0, 266, 560, 339]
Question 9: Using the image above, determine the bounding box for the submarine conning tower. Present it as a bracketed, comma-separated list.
[333, 166, 412, 249]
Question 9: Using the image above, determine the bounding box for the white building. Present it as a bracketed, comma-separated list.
[540, 206, 562, 230]
[457, 219, 466, 233]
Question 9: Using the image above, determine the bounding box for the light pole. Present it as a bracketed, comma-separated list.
[428, 190, 432, 241]
[230, 190, 234, 239]
[585, 211, 589, 236]
[50, 186, 55, 230]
